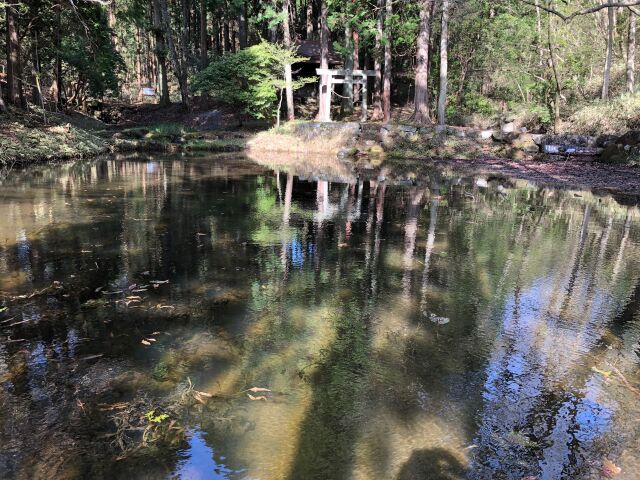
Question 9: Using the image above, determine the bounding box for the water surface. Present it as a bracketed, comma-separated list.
[1, 155, 639, 480]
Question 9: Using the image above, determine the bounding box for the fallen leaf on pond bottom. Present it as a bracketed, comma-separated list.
[600, 459, 621, 478]
[592, 366, 612, 378]
[247, 394, 267, 401]
[248, 387, 271, 393]
[141, 340, 151, 346]
[194, 390, 213, 398]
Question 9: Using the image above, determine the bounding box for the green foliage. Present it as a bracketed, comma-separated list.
[192, 41, 314, 120]
[145, 410, 169, 423]
[462, 93, 496, 116]
[60, 4, 123, 98]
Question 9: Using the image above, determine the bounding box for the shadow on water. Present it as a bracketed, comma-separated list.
[287, 300, 373, 480]
[396, 447, 467, 480]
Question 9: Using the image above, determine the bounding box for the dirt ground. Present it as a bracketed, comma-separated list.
[419, 156, 640, 198]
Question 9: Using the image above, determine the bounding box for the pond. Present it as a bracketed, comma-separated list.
[0, 154, 639, 480]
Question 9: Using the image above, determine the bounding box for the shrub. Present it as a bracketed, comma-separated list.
[192, 41, 314, 121]
[462, 93, 496, 116]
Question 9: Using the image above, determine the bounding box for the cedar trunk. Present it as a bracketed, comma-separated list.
[382, 0, 392, 122]
[437, 0, 450, 126]
[412, 0, 435, 123]
[602, 6, 614, 100]
[6, 5, 24, 108]
[372, 0, 383, 120]
[628, 10, 636, 93]
[200, 0, 208, 68]
[283, 0, 295, 121]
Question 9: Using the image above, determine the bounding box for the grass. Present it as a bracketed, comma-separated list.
[563, 94, 640, 135]
[0, 110, 108, 166]
[247, 121, 359, 154]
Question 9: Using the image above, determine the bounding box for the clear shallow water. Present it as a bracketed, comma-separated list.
[0, 155, 639, 480]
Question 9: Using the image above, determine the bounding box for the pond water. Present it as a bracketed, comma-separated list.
[0, 155, 639, 480]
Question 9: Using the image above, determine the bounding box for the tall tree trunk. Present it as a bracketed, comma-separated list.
[306, 0, 314, 39]
[270, 0, 279, 42]
[152, 0, 170, 106]
[239, 1, 247, 49]
[353, 27, 360, 102]
[224, 20, 231, 52]
[628, 9, 636, 93]
[547, 8, 562, 133]
[200, 0, 208, 67]
[372, 0, 383, 120]
[51, 4, 63, 109]
[412, 0, 435, 123]
[342, 13, 354, 115]
[382, 0, 392, 122]
[6, 4, 24, 108]
[602, 6, 615, 100]
[283, 0, 295, 121]
[437, 0, 450, 126]
[317, 0, 331, 122]
[136, 27, 143, 101]
[535, 0, 543, 66]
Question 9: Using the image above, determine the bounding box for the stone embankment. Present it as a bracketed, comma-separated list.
[248, 120, 640, 165]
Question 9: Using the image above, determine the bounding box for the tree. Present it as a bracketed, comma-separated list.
[282, 0, 295, 121]
[192, 41, 313, 122]
[6, 3, 25, 108]
[628, 9, 637, 93]
[382, 0, 392, 122]
[412, 0, 436, 123]
[200, 0, 208, 68]
[152, 0, 171, 106]
[437, 0, 450, 126]
[602, 6, 615, 100]
[371, 0, 384, 120]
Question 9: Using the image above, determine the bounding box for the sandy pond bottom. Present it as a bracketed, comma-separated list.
[0, 154, 639, 480]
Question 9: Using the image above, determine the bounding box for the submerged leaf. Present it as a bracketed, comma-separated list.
[600, 459, 621, 478]
[592, 366, 612, 378]
[247, 394, 267, 401]
[248, 387, 271, 393]
[141, 340, 151, 346]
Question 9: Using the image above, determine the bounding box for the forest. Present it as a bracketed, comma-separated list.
[3, 0, 640, 133]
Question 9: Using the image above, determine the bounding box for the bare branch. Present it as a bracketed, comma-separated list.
[520, 0, 640, 22]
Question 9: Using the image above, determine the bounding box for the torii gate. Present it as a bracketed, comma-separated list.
[316, 68, 376, 122]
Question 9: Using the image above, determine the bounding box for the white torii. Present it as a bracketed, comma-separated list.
[316, 68, 376, 122]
